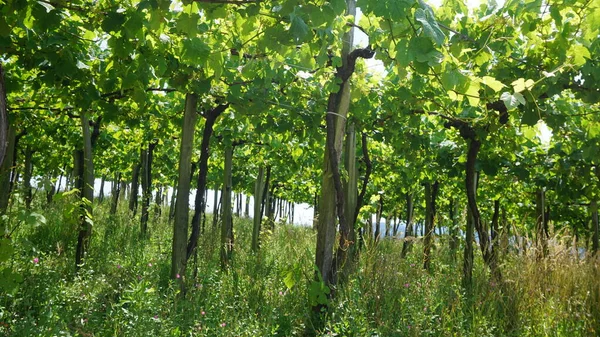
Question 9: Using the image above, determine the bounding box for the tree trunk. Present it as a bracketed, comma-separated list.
[500, 207, 509, 258]
[110, 172, 121, 215]
[0, 124, 15, 213]
[187, 103, 228, 259]
[393, 214, 400, 236]
[245, 195, 250, 218]
[129, 161, 141, 214]
[385, 216, 390, 237]
[313, 192, 319, 229]
[591, 199, 598, 256]
[73, 150, 84, 193]
[65, 172, 71, 191]
[314, 0, 371, 293]
[75, 113, 94, 270]
[449, 198, 459, 255]
[423, 181, 439, 271]
[56, 168, 64, 192]
[46, 173, 56, 205]
[270, 188, 276, 223]
[401, 193, 415, 258]
[220, 144, 234, 269]
[260, 166, 271, 220]
[465, 139, 501, 281]
[170, 93, 198, 282]
[140, 141, 157, 236]
[354, 132, 372, 250]
[252, 166, 265, 252]
[213, 183, 221, 229]
[0, 63, 8, 168]
[120, 181, 127, 206]
[491, 199, 500, 263]
[375, 194, 383, 241]
[536, 188, 548, 258]
[169, 181, 177, 222]
[8, 132, 23, 196]
[212, 183, 220, 228]
[154, 186, 162, 218]
[463, 204, 475, 291]
[364, 216, 372, 242]
[23, 146, 33, 209]
[339, 122, 358, 277]
[98, 175, 105, 203]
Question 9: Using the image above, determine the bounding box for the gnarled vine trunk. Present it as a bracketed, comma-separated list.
[187, 103, 228, 260]
[423, 181, 439, 271]
[465, 139, 501, 281]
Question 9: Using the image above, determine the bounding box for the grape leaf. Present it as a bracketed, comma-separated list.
[481, 76, 505, 92]
[289, 13, 310, 42]
[180, 38, 211, 65]
[414, 8, 445, 46]
[501, 91, 526, 110]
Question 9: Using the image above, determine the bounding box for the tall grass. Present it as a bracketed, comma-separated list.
[1, 199, 598, 336]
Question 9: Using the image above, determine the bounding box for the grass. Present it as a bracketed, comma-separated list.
[1, 197, 599, 336]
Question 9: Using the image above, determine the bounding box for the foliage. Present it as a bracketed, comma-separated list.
[0, 202, 598, 336]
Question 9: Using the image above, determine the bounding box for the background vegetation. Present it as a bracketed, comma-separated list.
[0, 0, 599, 335]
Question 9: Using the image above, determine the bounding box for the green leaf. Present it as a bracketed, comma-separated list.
[17, 211, 47, 227]
[289, 13, 310, 42]
[24, 7, 35, 29]
[281, 263, 302, 290]
[331, 56, 342, 68]
[176, 13, 201, 37]
[124, 12, 144, 38]
[329, 0, 346, 15]
[481, 76, 505, 92]
[0, 268, 23, 294]
[308, 280, 330, 306]
[408, 37, 443, 66]
[514, 92, 526, 105]
[466, 81, 480, 106]
[298, 45, 316, 69]
[569, 44, 590, 67]
[414, 8, 445, 46]
[0, 16, 10, 36]
[0, 239, 14, 262]
[413, 60, 430, 74]
[511, 78, 534, 93]
[208, 52, 224, 79]
[180, 38, 211, 65]
[521, 103, 539, 126]
[550, 6, 562, 26]
[102, 12, 126, 33]
[395, 39, 412, 67]
[309, 5, 334, 27]
[389, 0, 412, 19]
[500, 91, 525, 110]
